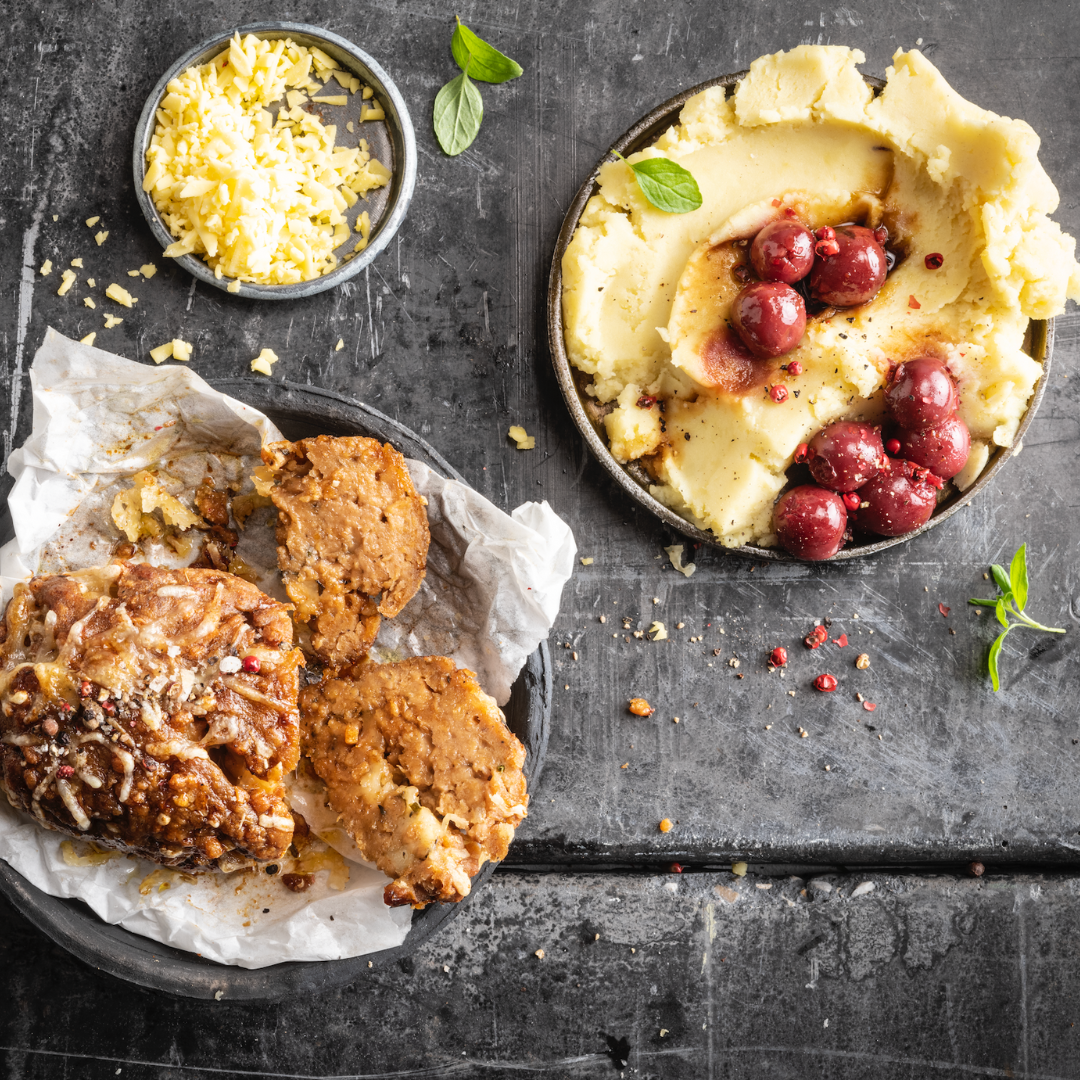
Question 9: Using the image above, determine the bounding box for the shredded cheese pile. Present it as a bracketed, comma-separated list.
[143, 32, 391, 286]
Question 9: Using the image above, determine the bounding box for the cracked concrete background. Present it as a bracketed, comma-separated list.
[3, 870, 1080, 1078]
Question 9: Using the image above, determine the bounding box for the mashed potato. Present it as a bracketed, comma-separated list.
[562, 46, 1080, 547]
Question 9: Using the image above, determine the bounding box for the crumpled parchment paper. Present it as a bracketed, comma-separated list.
[0, 328, 576, 967]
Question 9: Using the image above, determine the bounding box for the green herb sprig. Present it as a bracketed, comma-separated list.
[968, 543, 1065, 691]
[434, 17, 522, 156]
[611, 150, 702, 215]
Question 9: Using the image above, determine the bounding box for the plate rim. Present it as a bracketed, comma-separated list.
[131, 21, 418, 301]
[545, 71, 1054, 561]
[0, 379, 552, 1000]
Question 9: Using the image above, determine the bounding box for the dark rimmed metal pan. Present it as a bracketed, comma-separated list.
[0, 380, 551, 1000]
[546, 72, 1053, 560]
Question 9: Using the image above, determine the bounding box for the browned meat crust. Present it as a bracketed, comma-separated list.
[262, 435, 429, 668]
[300, 656, 527, 907]
[0, 563, 303, 869]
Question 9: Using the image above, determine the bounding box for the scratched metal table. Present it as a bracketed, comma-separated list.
[1, 1, 1079, 1077]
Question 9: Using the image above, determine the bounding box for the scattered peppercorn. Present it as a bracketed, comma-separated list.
[669, 862, 684, 873]
[787, 360, 803, 376]
[969, 861, 985, 877]
[769, 385, 789, 403]
[814, 673, 838, 692]
[659, 818, 673, 833]
[242, 655, 261, 673]
[805, 625, 828, 649]
[924, 252, 944, 269]
[768, 646, 788, 668]
[855, 653, 871, 670]
[885, 437, 901, 455]
[794, 443, 810, 463]
[628, 698, 654, 717]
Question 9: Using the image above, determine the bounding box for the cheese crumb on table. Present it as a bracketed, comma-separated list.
[334, 338, 344, 351]
[103, 314, 123, 328]
[105, 283, 137, 308]
[70, 258, 83, 268]
[144, 32, 392, 286]
[172, 339, 193, 361]
[127, 269, 141, 277]
[79, 332, 96, 346]
[250, 348, 279, 376]
[83, 297, 96, 309]
[85, 216, 100, 227]
[580, 557, 594, 565]
[86, 278, 95, 287]
[39, 259, 52, 276]
[508, 425, 535, 450]
[149, 341, 175, 364]
[57, 269, 76, 296]
[94, 230, 108, 246]
[140, 264, 157, 278]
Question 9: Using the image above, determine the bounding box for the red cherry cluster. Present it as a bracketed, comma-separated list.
[773, 357, 970, 560]
[729, 219, 890, 387]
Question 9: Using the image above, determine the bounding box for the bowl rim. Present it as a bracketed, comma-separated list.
[131, 21, 417, 301]
[546, 71, 1054, 561]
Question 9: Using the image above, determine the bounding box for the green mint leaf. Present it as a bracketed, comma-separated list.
[451, 17, 523, 83]
[995, 598, 1009, 628]
[991, 563, 1011, 597]
[434, 63, 483, 156]
[614, 152, 703, 214]
[1009, 543, 1029, 611]
[988, 629, 1008, 692]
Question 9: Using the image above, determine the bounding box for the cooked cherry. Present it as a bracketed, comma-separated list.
[809, 225, 888, 307]
[774, 485, 848, 560]
[730, 282, 806, 359]
[885, 357, 958, 431]
[855, 459, 938, 536]
[806, 421, 885, 492]
[750, 220, 815, 284]
[896, 415, 970, 479]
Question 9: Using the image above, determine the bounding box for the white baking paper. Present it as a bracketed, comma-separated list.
[0, 328, 576, 967]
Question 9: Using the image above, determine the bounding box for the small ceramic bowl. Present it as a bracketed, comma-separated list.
[546, 73, 1053, 561]
[132, 22, 416, 301]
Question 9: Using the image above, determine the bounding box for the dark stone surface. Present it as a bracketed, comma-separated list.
[3, 868, 1080, 1078]
[1, 0, 1080, 1067]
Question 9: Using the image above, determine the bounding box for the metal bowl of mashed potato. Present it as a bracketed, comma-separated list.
[548, 54, 1063, 560]
[133, 22, 416, 301]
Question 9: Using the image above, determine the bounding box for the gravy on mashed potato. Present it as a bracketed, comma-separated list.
[561, 46, 1080, 547]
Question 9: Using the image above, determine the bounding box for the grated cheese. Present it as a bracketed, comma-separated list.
[149, 341, 175, 364]
[172, 339, 193, 361]
[508, 425, 535, 450]
[85, 216, 100, 227]
[83, 297, 96, 309]
[39, 259, 52, 276]
[103, 314, 123, 328]
[105, 283, 137, 308]
[143, 32, 392, 286]
[127, 269, 141, 277]
[79, 332, 96, 346]
[250, 347, 279, 376]
[140, 263, 158, 278]
[57, 269, 76, 296]
[87, 278, 95, 287]
[70, 257, 83, 268]
[312, 94, 348, 106]
[227, 279, 241, 293]
[334, 338, 344, 351]
[360, 102, 385, 122]
[95, 230, 109, 246]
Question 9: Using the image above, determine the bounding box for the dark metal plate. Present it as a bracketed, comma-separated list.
[546, 72, 1053, 560]
[0, 380, 551, 1000]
